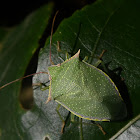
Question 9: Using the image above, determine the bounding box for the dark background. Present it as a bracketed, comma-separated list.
[0, 0, 95, 109]
[0, 0, 95, 27]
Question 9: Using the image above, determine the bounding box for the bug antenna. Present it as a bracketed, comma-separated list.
[0, 72, 48, 90]
[49, 10, 59, 65]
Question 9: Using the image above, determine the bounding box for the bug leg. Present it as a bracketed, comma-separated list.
[94, 59, 102, 67]
[56, 104, 65, 133]
[83, 56, 88, 62]
[33, 83, 49, 91]
[56, 41, 70, 60]
[92, 121, 106, 135]
[94, 50, 106, 67]
[70, 113, 75, 122]
[81, 121, 106, 135]
[98, 50, 106, 59]
[93, 50, 109, 73]
[33, 82, 51, 103]
[40, 84, 49, 91]
[96, 123, 106, 135]
[70, 114, 84, 140]
[56, 41, 61, 52]
[71, 117, 106, 135]
[70, 115, 105, 137]
[80, 118, 84, 140]
[94, 60, 108, 74]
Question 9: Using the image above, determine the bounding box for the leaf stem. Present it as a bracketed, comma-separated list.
[109, 114, 140, 140]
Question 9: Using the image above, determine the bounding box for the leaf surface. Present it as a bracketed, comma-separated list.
[0, 0, 140, 140]
[34, 0, 140, 139]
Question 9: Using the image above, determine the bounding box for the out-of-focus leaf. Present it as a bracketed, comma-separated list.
[0, 3, 53, 140]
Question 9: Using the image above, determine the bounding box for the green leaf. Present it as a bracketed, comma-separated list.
[0, 3, 53, 139]
[34, 0, 140, 139]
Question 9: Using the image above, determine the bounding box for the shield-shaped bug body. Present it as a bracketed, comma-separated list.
[47, 50, 127, 122]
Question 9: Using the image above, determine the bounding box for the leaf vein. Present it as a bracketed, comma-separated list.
[91, 8, 119, 57]
[104, 40, 140, 60]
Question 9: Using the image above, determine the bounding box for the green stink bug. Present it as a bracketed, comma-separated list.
[47, 49, 127, 122]
[32, 41, 127, 137]
[41, 48, 127, 134]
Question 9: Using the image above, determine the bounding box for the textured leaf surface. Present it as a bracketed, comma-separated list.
[0, 4, 53, 140]
[34, 0, 140, 140]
